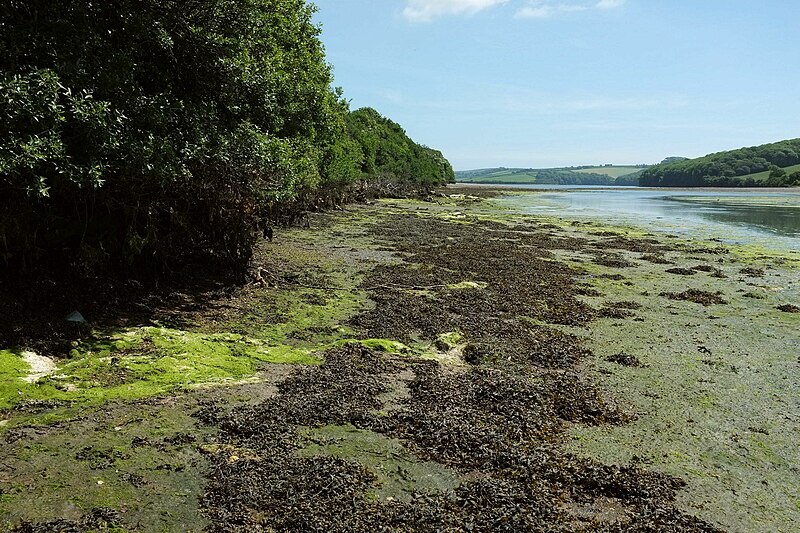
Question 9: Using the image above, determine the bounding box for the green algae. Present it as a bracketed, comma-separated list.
[1, 211, 386, 426]
[0, 391, 217, 531]
[336, 338, 411, 354]
[0, 351, 30, 401]
[296, 424, 460, 502]
[435, 331, 463, 349]
[0, 327, 319, 421]
[562, 222, 800, 532]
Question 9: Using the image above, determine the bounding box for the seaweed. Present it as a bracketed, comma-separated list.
[660, 289, 728, 306]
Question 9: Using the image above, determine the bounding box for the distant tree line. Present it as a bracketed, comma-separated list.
[0, 0, 453, 280]
[526, 169, 615, 185]
[613, 171, 643, 186]
[640, 139, 800, 187]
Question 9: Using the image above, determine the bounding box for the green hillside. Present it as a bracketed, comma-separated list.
[455, 166, 642, 186]
[573, 166, 645, 178]
[640, 139, 800, 187]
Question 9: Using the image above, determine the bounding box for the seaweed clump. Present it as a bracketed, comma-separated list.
[777, 304, 800, 313]
[641, 253, 673, 264]
[740, 267, 765, 277]
[665, 267, 696, 276]
[606, 352, 644, 367]
[660, 289, 727, 306]
[352, 215, 596, 368]
[11, 508, 123, 533]
[596, 301, 642, 319]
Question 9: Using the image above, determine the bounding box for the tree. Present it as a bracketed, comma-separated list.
[769, 165, 786, 178]
[1, 1, 455, 280]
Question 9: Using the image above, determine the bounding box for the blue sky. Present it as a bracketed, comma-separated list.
[313, 1, 800, 170]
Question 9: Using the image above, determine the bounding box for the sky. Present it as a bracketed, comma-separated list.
[313, 1, 800, 170]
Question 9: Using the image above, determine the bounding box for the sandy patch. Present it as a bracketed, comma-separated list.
[21, 350, 57, 383]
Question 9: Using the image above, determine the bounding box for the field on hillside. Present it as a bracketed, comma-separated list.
[737, 163, 800, 183]
[457, 170, 539, 183]
[573, 166, 645, 178]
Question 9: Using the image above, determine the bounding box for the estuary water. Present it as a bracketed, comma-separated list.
[492, 186, 800, 251]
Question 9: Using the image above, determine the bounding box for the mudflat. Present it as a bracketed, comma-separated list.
[1, 190, 797, 531]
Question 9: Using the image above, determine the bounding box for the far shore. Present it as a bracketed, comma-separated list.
[449, 182, 800, 193]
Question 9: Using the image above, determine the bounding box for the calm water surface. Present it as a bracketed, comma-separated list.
[494, 186, 800, 251]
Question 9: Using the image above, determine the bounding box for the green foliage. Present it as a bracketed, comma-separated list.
[613, 171, 643, 186]
[0, 69, 120, 198]
[346, 107, 454, 187]
[0, 1, 454, 279]
[641, 139, 800, 187]
[660, 156, 689, 165]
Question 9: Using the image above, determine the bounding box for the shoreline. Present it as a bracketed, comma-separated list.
[449, 182, 800, 193]
[0, 194, 797, 531]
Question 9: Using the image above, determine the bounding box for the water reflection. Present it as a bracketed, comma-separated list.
[497, 188, 800, 250]
[679, 203, 800, 237]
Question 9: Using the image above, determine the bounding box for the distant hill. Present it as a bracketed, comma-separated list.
[455, 165, 645, 186]
[640, 139, 800, 187]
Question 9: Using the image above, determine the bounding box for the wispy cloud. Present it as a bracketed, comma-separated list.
[516, 0, 625, 19]
[596, 0, 625, 9]
[402, 0, 509, 23]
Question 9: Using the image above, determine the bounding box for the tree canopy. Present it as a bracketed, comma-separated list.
[0, 0, 453, 279]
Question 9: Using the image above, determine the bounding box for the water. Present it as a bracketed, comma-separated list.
[493, 186, 800, 250]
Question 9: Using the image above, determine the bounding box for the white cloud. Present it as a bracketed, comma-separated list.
[596, 0, 625, 9]
[515, 0, 625, 19]
[402, 0, 509, 23]
[515, 4, 555, 18]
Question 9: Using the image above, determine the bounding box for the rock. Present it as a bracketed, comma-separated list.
[65, 310, 87, 323]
